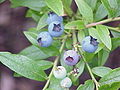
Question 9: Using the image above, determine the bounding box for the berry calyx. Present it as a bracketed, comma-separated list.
[48, 21, 64, 37]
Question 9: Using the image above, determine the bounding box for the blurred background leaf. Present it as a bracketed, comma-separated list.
[10, 0, 46, 11]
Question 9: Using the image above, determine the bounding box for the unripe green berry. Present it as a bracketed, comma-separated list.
[60, 77, 72, 88]
[53, 66, 67, 79]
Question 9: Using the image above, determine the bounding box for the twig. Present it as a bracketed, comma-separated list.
[43, 36, 68, 90]
[86, 17, 120, 28]
[72, 31, 100, 90]
[78, 48, 100, 90]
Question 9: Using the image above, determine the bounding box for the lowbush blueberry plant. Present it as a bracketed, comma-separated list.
[0, 0, 120, 90]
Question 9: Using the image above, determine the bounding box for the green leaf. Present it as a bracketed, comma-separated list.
[111, 30, 120, 37]
[77, 80, 95, 90]
[52, 40, 61, 49]
[84, 0, 97, 10]
[0, 52, 47, 81]
[20, 45, 48, 60]
[34, 60, 53, 70]
[116, 7, 120, 17]
[10, 0, 46, 11]
[61, 0, 73, 16]
[88, 27, 100, 41]
[20, 46, 59, 60]
[75, 0, 93, 23]
[101, 0, 117, 17]
[108, 0, 118, 10]
[65, 20, 85, 30]
[65, 38, 73, 49]
[108, 0, 118, 17]
[45, 0, 64, 15]
[89, 54, 99, 67]
[96, 25, 112, 50]
[24, 31, 38, 45]
[98, 49, 110, 66]
[94, 4, 108, 21]
[84, 52, 95, 62]
[112, 37, 120, 50]
[26, 9, 42, 22]
[37, 46, 59, 57]
[92, 66, 112, 77]
[99, 67, 120, 85]
[99, 82, 120, 90]
[37, 13, 48, 30]
[14, 73, 22, 77]
[48, 76, 63, 90]
[78, 30, 85, 43]
[116, 0, 120, 16]
[0, 0, 5, 3]
[27, 27, 40, 33]
[95, 43, 105, 54]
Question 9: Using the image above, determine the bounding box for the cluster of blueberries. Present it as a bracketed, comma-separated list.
[53, 36, 99, 88]
[37, 12, 64, 47]
[53, 50, 79, 88]
[37, 12, 99, 88]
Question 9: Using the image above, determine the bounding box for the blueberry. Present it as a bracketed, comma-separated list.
[48, 21, 64, 37]
[46, 12, 63, 24]
[53, 66, 67, 79]
[82, 36, 99, 53]
[60, 77, 72, 88]
[63, 50, 79, 66]
[37, 31, 53, 47]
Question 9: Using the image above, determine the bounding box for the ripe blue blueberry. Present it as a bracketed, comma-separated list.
[60, 77, 72, 88]
[53, 66, 67, 79]
[46, 12, 63, 24]
[48, 21, 64, 37]
[37, 31, 53, 47]
[63, 50, 79, 66]
[82, 36, 99, 53]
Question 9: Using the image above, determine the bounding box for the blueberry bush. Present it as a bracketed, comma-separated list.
[0, 0, 120, 90]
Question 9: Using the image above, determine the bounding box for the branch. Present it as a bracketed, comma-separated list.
[43, 36, 68, 90]
[86, 17, 120, 28]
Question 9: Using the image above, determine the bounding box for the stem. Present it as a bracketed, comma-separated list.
[72, 30, 77, 45]
[78, 48, 100, 90]
[86, 17, 120, 28]
[59, 36, 68, 53]
[43, 36, 68, 90]
[72, 30, 100, 90]
[72, 30, 78, 51]
[43, 57, 59, 90]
